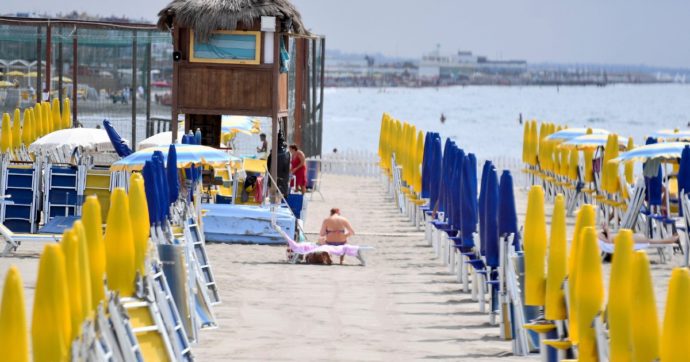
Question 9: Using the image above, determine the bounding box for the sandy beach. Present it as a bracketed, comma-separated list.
[0, 172, 682, 361]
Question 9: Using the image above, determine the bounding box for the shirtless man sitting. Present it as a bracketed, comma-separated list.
[319, 208, 356, 265]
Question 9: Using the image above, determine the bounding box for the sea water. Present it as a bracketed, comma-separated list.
[323, 84, 690, 159]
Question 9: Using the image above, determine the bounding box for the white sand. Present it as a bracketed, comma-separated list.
[0, 173, 683, 361]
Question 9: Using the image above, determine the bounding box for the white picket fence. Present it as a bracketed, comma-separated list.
[312, 148, 526, 187]
[309, 149, 380, 177]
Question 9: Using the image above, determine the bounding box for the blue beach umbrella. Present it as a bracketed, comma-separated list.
[451, 148, 466, 230]
[428, 135, 443, 212]
[421, 132, 434, 199]
[438, 139, 453, 215]
[103, 119, 133, 157]
[678, 145, 690, 199]
[460, 154, 478, 247]
[142, 160, 159, 225]
[498, 170, 520, 251]
[478, 160, 493, 256]
[152, 151, 170, 219]
[637, 137, 664, 207]
[194, 129, 202, 145]
[167, 144, 180, 204]
[484, 165, 500, 268]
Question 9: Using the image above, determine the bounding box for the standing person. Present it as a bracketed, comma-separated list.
[289, 143, 307, 194]
[319, 208, 356, 265]
[257, 133, 268, 153]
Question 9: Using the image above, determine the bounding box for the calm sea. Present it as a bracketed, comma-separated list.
[323, 84, 690, 159]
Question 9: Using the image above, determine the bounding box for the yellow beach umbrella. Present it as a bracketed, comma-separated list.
[608, 229, 634, 361]
[1, 113, 12, 153]
[33, 104, 44, 138]
[568, 149, 579, 181]
[529, 121, 539, 166]
[524, 185, 547, 306]
[20, 109, 32, 147]
[0, 266, 29, 362]
[42, 101, 52, 134]
[32, 244, 71, 362]
[52, 98, 62, 131]
[60, 229, 84, 339]
[378, 113, 386, 160]
[522, 121, 529, 163]
[544, 194, 567, 321]
[415, 130, 424, 194]
[12, 109, 21, 151]
[583, 148, 594, 183]
[661, 268, 690, 361]
[104, 188, 136, 296]
[82, 196, 106, 307]
[631, 251, 660, 361]
[62, 98, 72, 129]
[129, 173, 151, 274]
[575, 226, 604, 361]
[5, 71, 25, 77]
[567, 204, 595, 344]
[71, 221, 93, 316]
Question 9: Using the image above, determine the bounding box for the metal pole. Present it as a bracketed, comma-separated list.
[72, 29, 78, 127]
[145, 32, 152, 125]
[45, 24, 52, 100]
[36, 26, 42, 103]
[57, 27, 63, 107]
[131, 30, 138, 146]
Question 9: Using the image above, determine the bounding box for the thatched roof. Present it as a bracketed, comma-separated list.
[157, 0, 309, 39]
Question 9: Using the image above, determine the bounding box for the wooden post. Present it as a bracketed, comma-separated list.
[45, 24, 51, 99]
[171, 27, 179, 143]
[311, 38, 317, 157]
[131, 30, 138, 146]
[318, 37, 325, 156]
[72, 30, 78, 126]
[270, 30, 281, 203]
[36, 26, 42, 103]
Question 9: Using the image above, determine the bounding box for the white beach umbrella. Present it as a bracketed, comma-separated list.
[137, 131, 180, 151]
[29, 128, 121, 154]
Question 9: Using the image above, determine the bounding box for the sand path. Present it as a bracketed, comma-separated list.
[194, 174, 529, 361]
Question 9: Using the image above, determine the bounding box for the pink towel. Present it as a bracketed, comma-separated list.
[279, 228, 361, 257]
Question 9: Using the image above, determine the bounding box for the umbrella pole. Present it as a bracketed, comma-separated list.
[665, 162, 670, 217]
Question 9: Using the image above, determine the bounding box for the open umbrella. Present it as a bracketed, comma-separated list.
[560, 134, 629, 150]
[111, 144, 239, 172]
[221, 115, 261, 135]
[103, 120, 133, 157]
[545, 128, 609, 142]
[137, 131, 181, 150]
[0, 81, 15, 88]
[647, 129, 690, 141]
[613, 141, 690, 163]
[498, 171, 520, 251]
[5, 71, 25, 77]
[29, 128, 118, 154]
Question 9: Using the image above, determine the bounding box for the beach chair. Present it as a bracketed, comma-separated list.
[42, 163, 86, 223]
[83, 166, 112, 220]
[0, 159, 42, 233]
[0, 222, 61, 256]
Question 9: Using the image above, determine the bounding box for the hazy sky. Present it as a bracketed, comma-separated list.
[2, 0, 689, 68]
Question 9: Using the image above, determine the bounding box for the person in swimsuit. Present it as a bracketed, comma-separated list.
[319, 208, 356, 265]
[598, 223, 679, 245]
[289, 144, 307, 194]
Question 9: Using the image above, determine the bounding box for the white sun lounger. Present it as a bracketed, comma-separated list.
[0, 223, 61, 256]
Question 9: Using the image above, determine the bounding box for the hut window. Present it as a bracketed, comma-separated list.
[189, 30, 261, 65]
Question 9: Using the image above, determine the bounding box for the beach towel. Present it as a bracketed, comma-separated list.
[275, 227, 371, 265]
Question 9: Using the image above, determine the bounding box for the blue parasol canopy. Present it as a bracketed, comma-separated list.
[103, 119, 133, 157]
[460, 154, 478, 247]
[484, 165, 500, 268]
[142, 160, 159, 225]
[428, 135, 443, 212]
[478, 160, 492, 256]
[111, 144, 239, 172]
[498, 170, 520, 251]
[166, 144, 180, 205]
[421, 132, 434, 198]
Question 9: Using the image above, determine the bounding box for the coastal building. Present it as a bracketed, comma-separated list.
[418, 46, 527, 84]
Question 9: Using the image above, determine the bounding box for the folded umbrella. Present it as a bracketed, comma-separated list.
[102, 120, 132, 157]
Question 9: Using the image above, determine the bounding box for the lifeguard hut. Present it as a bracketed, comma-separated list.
[157, 0, 320, 191]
